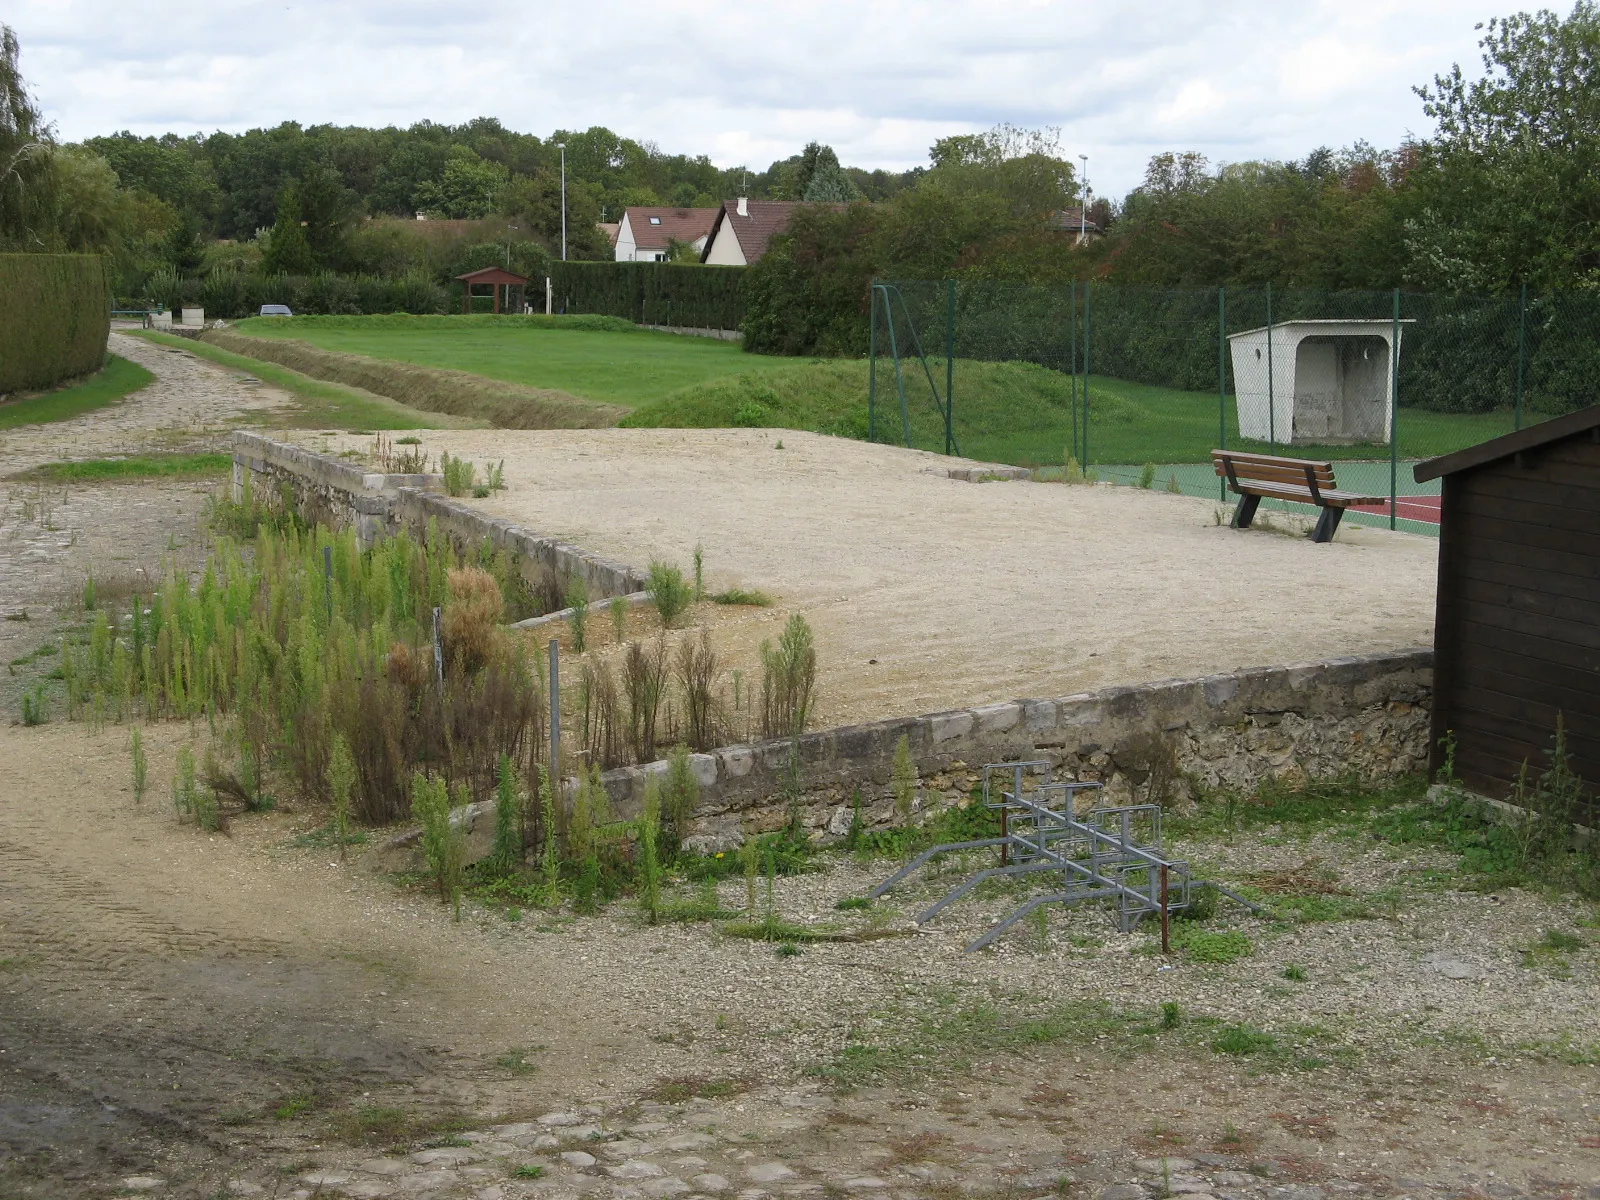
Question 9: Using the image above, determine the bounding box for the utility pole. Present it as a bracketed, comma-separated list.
[1078, 154, 1088, 244]
[557, 143, 567, 261]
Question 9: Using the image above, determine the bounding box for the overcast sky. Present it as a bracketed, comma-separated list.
[10, 0, 1495, 197]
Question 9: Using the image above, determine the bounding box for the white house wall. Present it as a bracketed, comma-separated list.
[614, 214, 637, 262]
[702, 223, 746, 266]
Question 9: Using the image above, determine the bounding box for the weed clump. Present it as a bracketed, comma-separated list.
[891, 734, 917, 826]
[566, 575, 590, 652]
[1138, 462, 1156, 489]
[711, 587, 772, 607]
[648, 560, 692, 628]
[414, 772, 467, 919]
[130, 727, 147, 803]
[760, 614, 816, 740]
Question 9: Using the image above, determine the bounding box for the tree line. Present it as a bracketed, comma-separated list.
[4, 5, 1597, 322]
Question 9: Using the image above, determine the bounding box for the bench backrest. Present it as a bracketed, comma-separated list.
[1212, 450, 1337, 489]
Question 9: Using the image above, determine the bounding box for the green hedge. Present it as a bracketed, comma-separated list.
[0, 254, 111, 393]
[548, 261, 746, 330]
[136, 271, 453, 319]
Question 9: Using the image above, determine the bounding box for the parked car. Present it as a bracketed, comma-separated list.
[259, 304, 293, 317]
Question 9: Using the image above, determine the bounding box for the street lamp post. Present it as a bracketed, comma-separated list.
[1078, 154, 1088, 244]
[557, 143, 567, 261]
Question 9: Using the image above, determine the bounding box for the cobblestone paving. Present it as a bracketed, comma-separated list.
[0, 330, 289, 477]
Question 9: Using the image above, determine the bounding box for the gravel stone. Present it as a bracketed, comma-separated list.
[1214, 1175, 1258, 1188]
[227, 1185, 264, 1198]
[301, 1173, 352, 1187]
[563, 1152, 599, 1168]
[1102, 1186, 1149, 1200]
[1136, 1160, 1197, 1175]
[843, 1180, 890, 1190]
[410, 1147, 482, 1166]
[541, 1111, 586, 1126]
[663, 1134, 719, 1152]
[693, 1175, 733, 1193]
[122, 1181, 165, 1193]
[641, 1178, 694, 1198]
[746, 1165, 797, 1184]
[610, 1161, 669, 1180]
[397, 1172, 458, 1194]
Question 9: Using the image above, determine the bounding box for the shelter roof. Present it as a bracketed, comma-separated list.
[455, 266, 529, 285]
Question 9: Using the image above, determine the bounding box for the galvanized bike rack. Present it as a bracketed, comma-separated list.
[870, 759, 1261, 952]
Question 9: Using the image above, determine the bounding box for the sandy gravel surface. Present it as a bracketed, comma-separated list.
[0, 330, 289, 477]
[309, 428, 1439, 728]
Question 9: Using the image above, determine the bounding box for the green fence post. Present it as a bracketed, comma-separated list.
[1515, 282, 1527, 431]
[944, 279, 956, 456]
[1265, 283, 1275, 448]
[1083, 283, 1092, 469]
[1069, 281, 1079, 466]
[1218, 285, 1227, 501]
[1390, 288, 1400, 531]
[868, 282, 877, 443]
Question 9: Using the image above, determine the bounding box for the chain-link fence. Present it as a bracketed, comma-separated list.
[869, 281, 1599, 535]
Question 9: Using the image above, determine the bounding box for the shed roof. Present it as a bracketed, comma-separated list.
[1414, 403, 1600, 482]
[455, 266, 529, 285]
[622, 206, 718, 251]
[700, 199, 846, 264]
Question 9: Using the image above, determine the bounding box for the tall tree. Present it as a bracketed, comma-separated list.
[0, 23, 52, 247]
[1407, 2, 1600, 289]
[261, 183, 315, 274]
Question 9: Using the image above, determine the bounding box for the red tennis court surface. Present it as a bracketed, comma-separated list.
[1351, 494, 1442, 523]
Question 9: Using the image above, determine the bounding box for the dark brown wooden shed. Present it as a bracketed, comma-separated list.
[1414, 406, 1600, 811]
[455, 266, 528, 314]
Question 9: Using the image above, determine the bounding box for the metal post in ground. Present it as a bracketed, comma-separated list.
[1390, 288, 1401, 531]
[1265, 283, 1275, 448]
[1069, 281, 1079, 466]
[1218, 286, 1227, 502]
[431, 607, 444, 691]
[868, 283, 878, 443]
[549, 639, 561, 781]
[1083, 284, 1092, 469]
[1160, 864, 1171, 954]
[944, 279, 956, 456]
[1515, 282, 1528, 431]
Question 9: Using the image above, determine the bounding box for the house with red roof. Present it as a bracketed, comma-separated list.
[614, 207, 719, 262]
[699, 198, 845, 266]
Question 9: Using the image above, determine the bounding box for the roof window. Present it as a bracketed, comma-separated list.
[649, 216, 662, 224]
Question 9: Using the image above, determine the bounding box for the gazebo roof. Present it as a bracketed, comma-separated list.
[455, 266, 529, 285]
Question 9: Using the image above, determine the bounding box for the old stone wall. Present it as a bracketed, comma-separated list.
[231, 432, 646, 599]
[598, 649, 1433, 849]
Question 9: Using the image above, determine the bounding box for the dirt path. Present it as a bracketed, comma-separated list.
[0, 331, 291, 477]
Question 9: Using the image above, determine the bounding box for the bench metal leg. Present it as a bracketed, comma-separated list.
[1230, 493, 1261, 530]
[1310, 506, 1344, 543]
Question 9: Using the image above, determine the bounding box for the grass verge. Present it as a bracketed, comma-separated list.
[19, 453, 233, 482]
[125, 329, 462, 430]
[0, 355, 154, 430]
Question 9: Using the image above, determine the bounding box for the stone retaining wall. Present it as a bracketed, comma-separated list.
[231, 432, 646, 598]
[600, 648, 1434, 849]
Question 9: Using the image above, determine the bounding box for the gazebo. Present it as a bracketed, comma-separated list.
[455, 266, 528, 314]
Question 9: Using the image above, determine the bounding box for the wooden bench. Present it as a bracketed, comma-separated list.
[1211, 450, 1384, 543]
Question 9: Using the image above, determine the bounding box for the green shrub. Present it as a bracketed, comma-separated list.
[413, 772, 466, 918]
[440, 452, 476, 497]
[0, 254, 110, 393]
[648, 560, 692, 628]
[891, 734, 916, 826]
[1138, 462, 1156, 489]
[485, 753, 522, 877]
[547, 261, 746, 330]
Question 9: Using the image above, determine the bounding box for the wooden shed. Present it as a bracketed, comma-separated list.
[455, 266, 527, 314]
[1414, 405, 1600, 810]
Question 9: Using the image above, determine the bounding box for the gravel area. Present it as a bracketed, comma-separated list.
[291, 427, 1440, 729]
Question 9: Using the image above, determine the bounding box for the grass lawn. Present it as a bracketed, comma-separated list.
[20, 453, 232, 482]
[624, 355, 1520, 466]
[232, 314, 796, 409]
[0, 355, 154, 430]
[126, 329, 464, 430]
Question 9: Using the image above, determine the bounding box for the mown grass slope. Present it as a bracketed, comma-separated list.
[232, 313, 795, 409]
[625, 357, 1517, 465]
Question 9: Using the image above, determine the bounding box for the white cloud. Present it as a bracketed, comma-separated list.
[8, 0, 1487, 196]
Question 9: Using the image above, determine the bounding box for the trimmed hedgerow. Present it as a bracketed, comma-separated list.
[0, 253, 111, 393]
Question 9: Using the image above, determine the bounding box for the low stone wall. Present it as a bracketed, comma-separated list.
[232, 432, 646, 598]
[600, 648, 1434, 849]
